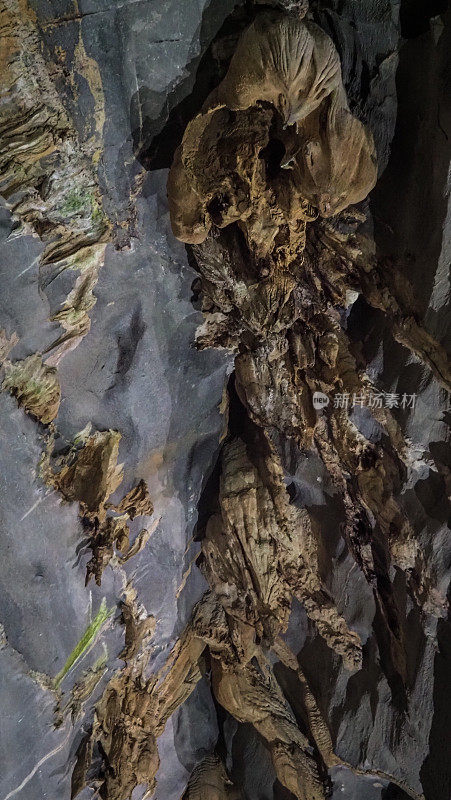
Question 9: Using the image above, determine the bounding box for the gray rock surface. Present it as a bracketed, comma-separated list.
[0, 1, 450, 800]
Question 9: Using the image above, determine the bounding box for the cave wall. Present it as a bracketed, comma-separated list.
[0, 1, 449, 800]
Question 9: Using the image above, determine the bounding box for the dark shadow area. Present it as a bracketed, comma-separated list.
[297, 633, 342, 743]
[330, 635, 381, 742]
[382, 783, 418, 800]
[371, 3, 451, 339]
[404, 603, 427, 692]
[227, 720, 279, 800]
[344, 5, 451, 455]
[259, 136, 287, 179]
[130, 1, 255, 171]
[273, 661, 318, 742]
[172, 670, 220, 774]
[420, 592, 451, 800]
[414, 469, 449, 524]
[273, 660, 333, 795]
[308, 495, 345, 586]
[400, 0, 448, 37]
[312, 5, 372, 119]
[193, 451, 222, 541]
[371, 571, 408, 713]
[430, 428, 451, 470]
[107, 303, 146, 392]
[273, 783, 299, 800]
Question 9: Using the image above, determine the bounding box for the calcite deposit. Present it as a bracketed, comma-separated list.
[0, 1, 450, 800]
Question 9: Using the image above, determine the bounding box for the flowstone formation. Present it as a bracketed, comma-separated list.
[168, 9, 377, 254]
[70, 5, 449, 800]
[156, 4, 449, 800]
[1, 1, 450, 800]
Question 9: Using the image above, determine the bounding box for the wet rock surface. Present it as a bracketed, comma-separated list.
[0, 1, 449, 800]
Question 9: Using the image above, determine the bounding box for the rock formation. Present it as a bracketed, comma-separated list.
[0, 1, 449, 800]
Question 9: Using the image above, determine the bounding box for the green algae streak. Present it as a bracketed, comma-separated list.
[53, 598, 114, 689]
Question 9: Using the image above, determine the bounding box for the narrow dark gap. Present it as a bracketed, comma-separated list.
[371, 592, 408, 714]
[191, 375, 239, 535]
[193, 454, 222, 542]
[273, 782, 298, 800]
[382, 784, 421, 800]
[274, 660, 328, 754]
[226, 371, 250, 441]
[210, 682, 230, 766]
[420, 585, 451, 800]
[193, 371, 258, 547]
[259, 137, 286, 179]
[135, 2, 257, 171]
[207, 193, 232, 226]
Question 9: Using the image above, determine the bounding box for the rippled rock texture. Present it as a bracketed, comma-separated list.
[0, 1, 450, 800]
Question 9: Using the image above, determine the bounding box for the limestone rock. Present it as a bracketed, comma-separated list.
[0, 2, 450, 800]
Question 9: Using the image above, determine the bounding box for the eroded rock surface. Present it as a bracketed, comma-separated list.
[0, 1, 450, 800]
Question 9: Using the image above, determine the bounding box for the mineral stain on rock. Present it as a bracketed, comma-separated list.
[0, 0, 110, 372]
[2, 353, 61, 424]
[45, 429, 154, 584]
[0, 1, 450, 800]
